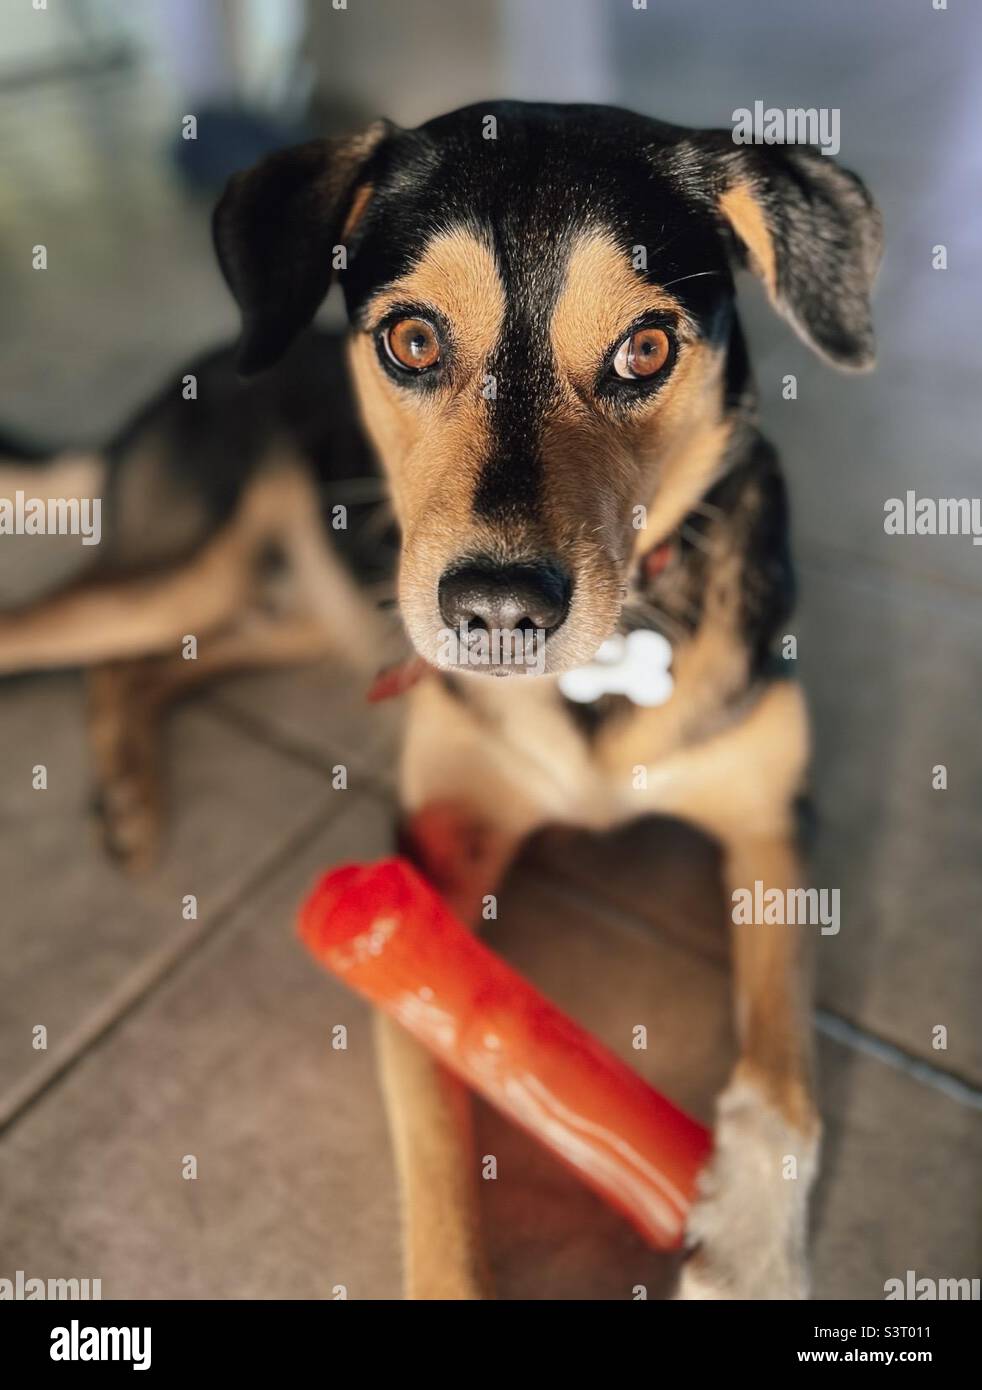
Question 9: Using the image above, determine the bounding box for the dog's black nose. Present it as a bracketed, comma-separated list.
[438, 559, 571, 635]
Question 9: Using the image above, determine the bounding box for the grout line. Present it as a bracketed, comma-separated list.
[532, 860, 729, 968]
[815, 1009, 982, 1110]
[797, 544, 982, 609]
[530, 859, 982, 1109]
[0, 794, 343, 1139]
[204, 693, 397, 804]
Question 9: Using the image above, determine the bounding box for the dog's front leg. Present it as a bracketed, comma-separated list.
[374, 1013, 488, 1300]
[376, 801, 519, 1300]
[678, 833, 820, 1300]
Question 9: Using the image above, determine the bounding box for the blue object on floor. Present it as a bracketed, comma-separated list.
[170, 105, 314, 193]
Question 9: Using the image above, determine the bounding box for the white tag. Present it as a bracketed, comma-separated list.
[559, 629, 674, 708]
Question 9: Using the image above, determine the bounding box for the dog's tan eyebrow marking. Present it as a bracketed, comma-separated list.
[719, 182, 776, 296]
[551, 231, 690, 388]
[365, 226, 505, 372]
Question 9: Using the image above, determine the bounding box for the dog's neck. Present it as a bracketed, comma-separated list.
[627, 314, 777, 652]
[626, 417, 789, 678]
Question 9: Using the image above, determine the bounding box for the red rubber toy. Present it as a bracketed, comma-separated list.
[299, 856, 711, 1250]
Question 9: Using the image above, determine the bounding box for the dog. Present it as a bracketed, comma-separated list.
[0, 101, 881, 1298]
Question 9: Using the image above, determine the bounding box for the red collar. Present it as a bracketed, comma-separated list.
[366, 655, 431, 703]
[641, 536, 676, 582]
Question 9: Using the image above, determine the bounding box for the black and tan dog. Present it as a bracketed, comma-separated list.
[0, 102, 881, 1298]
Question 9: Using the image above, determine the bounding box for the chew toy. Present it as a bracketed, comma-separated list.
[299, 857, 711, 1250]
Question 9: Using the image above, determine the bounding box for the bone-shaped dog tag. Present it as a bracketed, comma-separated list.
[559, 629, 674, 708]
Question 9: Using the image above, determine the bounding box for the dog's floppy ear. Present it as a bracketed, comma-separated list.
[213, 121, 392, 374]
[693, 137, 882, 370]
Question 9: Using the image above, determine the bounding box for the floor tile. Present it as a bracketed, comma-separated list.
[208, 656, 403, 791]
[799, 566, 982, 1083]
[811, 1036, 982, 1301]
[0, 673, 339, 1126]
[0, 797, 401, 1300]
[2, 774, 976, 1300]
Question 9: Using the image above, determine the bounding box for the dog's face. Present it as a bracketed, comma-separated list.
[215, 102, 881, 675]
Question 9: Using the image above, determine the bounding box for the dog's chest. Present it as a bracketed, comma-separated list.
[455, 662, 693, 824]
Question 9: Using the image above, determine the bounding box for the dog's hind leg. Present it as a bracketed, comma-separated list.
[86, 613, 336, 870]
[8, 451, 386, 867]
[0, 451, 107, 605]
[0, 462, 322, 675]
[0, 514, 255, 675]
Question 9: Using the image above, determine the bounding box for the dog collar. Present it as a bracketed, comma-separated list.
[366, 655, 430, 702]
[641, 536, 676, 581]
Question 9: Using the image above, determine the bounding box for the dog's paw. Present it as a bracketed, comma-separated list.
[92, 770, 162, 873]
[675, 1078, 819, 1300]
[87, 663, 166, 873]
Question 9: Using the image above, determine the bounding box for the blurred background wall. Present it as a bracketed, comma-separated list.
[2, 0, 979, 466]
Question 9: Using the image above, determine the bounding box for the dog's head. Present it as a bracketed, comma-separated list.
[215, 101, 881, 675]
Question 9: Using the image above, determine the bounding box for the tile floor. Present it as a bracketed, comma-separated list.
[0, 0, 979, 1300]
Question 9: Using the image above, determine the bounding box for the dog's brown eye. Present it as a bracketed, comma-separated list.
[383, 317, 441, 371]
[612, 327, 671, 380]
